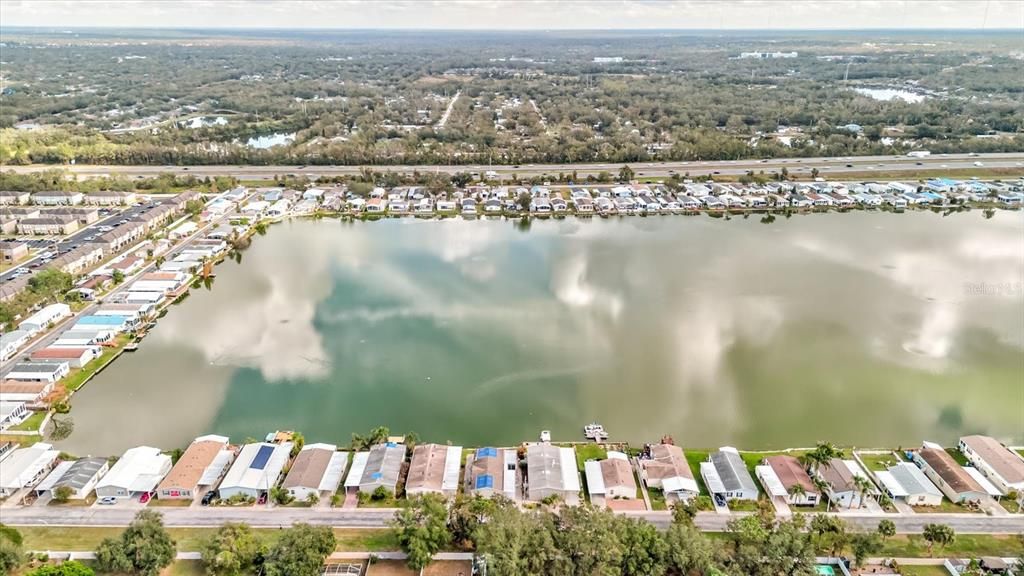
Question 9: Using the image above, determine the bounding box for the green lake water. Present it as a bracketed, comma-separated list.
[63, 211, 1024, 455]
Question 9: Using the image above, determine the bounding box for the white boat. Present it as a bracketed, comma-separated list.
[539, 430, 552, 443]
[584, 423, 608, 441]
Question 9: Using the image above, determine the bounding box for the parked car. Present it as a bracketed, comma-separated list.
[139, 491, 152, 504]
[98, 496, 117, 505]
[714, 494, 727, 508]
[257, 492, 268, 505]
[201, 490, 218, 506]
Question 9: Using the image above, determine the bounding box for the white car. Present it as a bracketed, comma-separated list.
[973, 161, 984, 167]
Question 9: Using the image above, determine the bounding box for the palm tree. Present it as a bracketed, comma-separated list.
[853, 475, 873, 509]
[813, 477, 832, 512]
[788, 483, 807, 505]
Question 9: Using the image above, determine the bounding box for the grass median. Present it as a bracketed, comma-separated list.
[18, 526, 398, 553]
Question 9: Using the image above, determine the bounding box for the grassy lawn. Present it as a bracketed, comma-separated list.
[857, 452, 903, 472]
[163, 560, 205, 576]
[1000, 499, 1022, 514]
[647, 487, 667, 511]
[0, 434, 41, 446]
[911, 498, 980, 514]
[20, 526, 398, 553]
[944, 448, 969, 466]
[10, 411, 47, 432]
[358, 497, 399, 508]
[727, 499, 761, 512]
[334, 528, 399, 551]
[879, 534, 1024, 557]
[63, 337, 129, 392]
[684, 450, 710, 494]
[575, 444, 607, 470]
[48, 493, 96, 507]
[898, 566, 952, 576]
[149, 498, 193, 507]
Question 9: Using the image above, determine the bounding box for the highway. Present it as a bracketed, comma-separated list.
[1, 505, 1021, 535]
[6, 153, 1024, 180]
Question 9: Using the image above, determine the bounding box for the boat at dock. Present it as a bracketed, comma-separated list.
[584, 423, 608, 441]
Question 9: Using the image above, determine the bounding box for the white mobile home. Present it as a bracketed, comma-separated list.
[219, 442, 293, 500]
[95, 446, 173, 499]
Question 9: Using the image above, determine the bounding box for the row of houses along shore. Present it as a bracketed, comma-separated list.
[223, 178, 1024, 220]
[1, 432, 1021, 516]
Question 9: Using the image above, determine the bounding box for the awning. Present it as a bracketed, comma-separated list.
[755, 465, 788, 498]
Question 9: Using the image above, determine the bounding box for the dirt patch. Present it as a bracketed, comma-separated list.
[422, 560, 473, 576]
[608, 499, 647, 511]
[367, 560, 416, 576]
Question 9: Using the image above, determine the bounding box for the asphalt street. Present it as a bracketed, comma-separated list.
[1, 505, 1020, 534]
[7, 153, 1023, 180]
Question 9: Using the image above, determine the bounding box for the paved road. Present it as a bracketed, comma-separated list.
[2, 505, 1021, 534]
[7, 153, 1023, 180]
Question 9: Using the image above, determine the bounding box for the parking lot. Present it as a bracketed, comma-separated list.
[1, 202, 157, 283]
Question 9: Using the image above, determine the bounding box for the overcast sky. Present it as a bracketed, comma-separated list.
[2, 0, 1021, 30]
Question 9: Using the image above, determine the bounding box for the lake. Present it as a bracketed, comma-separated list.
[63, 211, 1024, 455]
[853, 87, 927, 103]
[245, 132, 296, 149]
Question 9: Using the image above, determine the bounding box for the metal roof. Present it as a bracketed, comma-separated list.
[755, 464, 788, 497]
[710, 449, 758, 494]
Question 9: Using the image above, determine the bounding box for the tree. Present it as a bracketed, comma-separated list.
[94, 538, 133, 574]
[618, 164, 635, 182]
[877, 519, 896, 542]
[351, 426, 389, 451]
[392, 494, 451, 571]
[517, 191, 532, 211]
[263, 523, 336, 576]
[474, 506, 559, 576]
[723, 514, 816, 576]
[270, 485, 293, 505]
[802, 442, 841, 471]
[289, 432, 305, 458]
[922, 523, 955, 555]
[617, 516, 668, 576]
[850, 533, 882, 567]
[809, 514, 849, 557]
[853, 475, 873, 509]
[810, 167, 820, 179]
[94, 510, 175, 576]
[200, 522, 265, 576]
[550, 505, 623, 576]
[28, 269, 74, 303]
[813, 477, 832, 512]
[52, 485, 74, 503]
[447, 494, 498, 547]
[185, 199, 205, 216]
[788, 483, 807, 502]
[26, 561, 95, 576]
[47, 416, 74, 441]
[112, 269, 125, 285]
[664, 520, 716, 575]
[670, 499, 699, 525]
[0, 524, 24, 576]
[305, 492, 319, 506]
